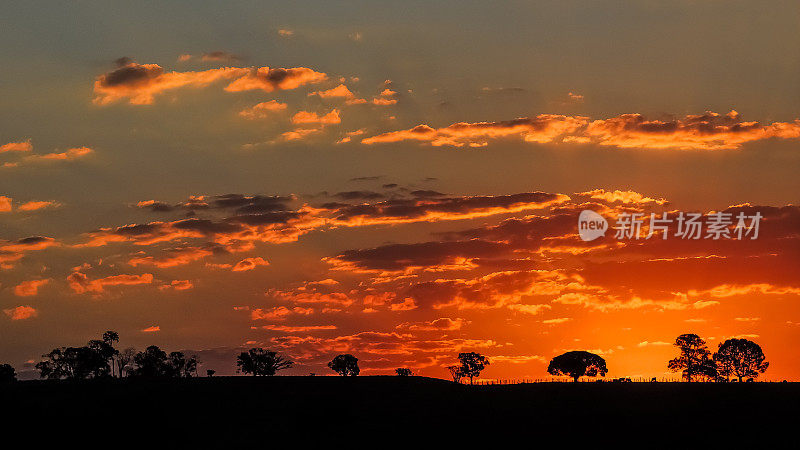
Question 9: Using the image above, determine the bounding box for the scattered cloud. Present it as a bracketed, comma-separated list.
[232, 257, 270, 272]
[67, 271, 154, 294]
[291, 109, 341, 125]
[93, 60, 326, 105]
[13, 279, 50, 297]
[4, 305, 38, 320]
[238, 100, 288, 119]
[0, 140, 32, 153]
[0, 196, 11, 213]
[18, 200, 60, 212]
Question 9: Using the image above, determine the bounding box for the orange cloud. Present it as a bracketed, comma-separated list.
[279, 128, 323, 141]
[256, 325, 337, 332]
[542, 317, 572, 324]
[18, 200, 60, 212]
[4, 305, 38, 320]
[159, 280, 194, 291]
[362, 115, 588, 146]
[224, 67, 327, 93]
[238, 100, 288, 119]
[32, 147, 93, 161]
[567, 92, 584, 102]
[67, 272, 154, 294]
[396, 317, 467, 331]
[129, 246, 214, 268]
[309, 84, 366, 104]
[232, 257, 270, 272]
[578, 189, 668, 206]
[13, 279, 50, 297]
[325, 192, 569, 227]
[93, 61, 249, 105]
[291, 109, 341, 125]
[0, 196, 10, 213]
[141, 325, 160, 332]
[390, 298, 418, 311]
[362, 111, 800, 150]
[0, 237, 58, 268]
[372, 88, 398, 105]
[0, 140, 32, 153]
[583, 111, 800, 150]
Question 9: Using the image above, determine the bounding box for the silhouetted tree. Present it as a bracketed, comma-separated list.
[328, 354, 359, 376]
[668, 334, 715, 382]
[713, 338, 769, 382]
[447, 365, 464, 383]
[237, 348, 294, 376]
[88, 339, 118, 377]
[395, 368, 412, 376]
[547, 351, 608, 382]
[206, 369, 216, 377]
[35, 334, 117, 380]
[168, 352, 199, 378]
[0, 364, 16, 383]
[457, 352, 490, 384]
[102, 330, 119, 376]
[117, 347, 136, 378]
[130, 346, 172, 378]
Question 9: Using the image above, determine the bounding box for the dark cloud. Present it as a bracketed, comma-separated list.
[410, 190, 446, 198]
[326, 192, 565, 224]
[326, 240, 506, 272]
[334, 191, 385, 200]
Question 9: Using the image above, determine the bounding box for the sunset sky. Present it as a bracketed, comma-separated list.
[2, 0, 799, 380]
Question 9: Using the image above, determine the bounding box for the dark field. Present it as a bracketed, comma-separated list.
[4, 377, 796, 444]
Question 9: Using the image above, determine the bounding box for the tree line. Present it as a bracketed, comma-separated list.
[444, 334, 769, 383]
[0, 332, 770, 383]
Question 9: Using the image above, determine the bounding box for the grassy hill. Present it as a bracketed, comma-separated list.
[4, 376, 796, 444]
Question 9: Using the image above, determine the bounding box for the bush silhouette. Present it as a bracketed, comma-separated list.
[0, 364, 16, 383]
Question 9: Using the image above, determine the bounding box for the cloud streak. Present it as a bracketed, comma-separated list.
[362, 111, 800, 150]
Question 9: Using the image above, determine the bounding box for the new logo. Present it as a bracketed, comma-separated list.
[578, 210, 608, 241]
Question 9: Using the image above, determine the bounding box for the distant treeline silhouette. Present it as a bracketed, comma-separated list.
[0, 331, 770, 383]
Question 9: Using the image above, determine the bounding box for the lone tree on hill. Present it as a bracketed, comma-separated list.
[668, 333, 717, 382]
[713, 338, 769, 382]
[328, 354, 359, 376]
[457, 352, 490, 385]
[547, 351, 608, 382]
[0, 364, 16, 383]
[395, 368, 412, 376]
[237, 348, 294, 376]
